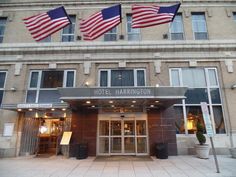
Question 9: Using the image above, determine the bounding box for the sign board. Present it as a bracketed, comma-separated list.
[200, 102, 214, 137]
[60, 131, 72, 145]
[3, 123, 14, 137]
[17, 103, 53, 109]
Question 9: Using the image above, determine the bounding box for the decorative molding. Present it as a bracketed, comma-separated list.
[14, 63, 22, 75]
[184, 9, 190, 18]
[154, 61, 161, 74]
[84, 61, 91, 75]
[225, 60, 234, 73]
[118, 61, 126, 68]
[225, 8, 231, 17]
[84, 53, 91, 59]
[206, 8, 212, 17]
[154, 53, 161, 58]
[48, 63, 57, 69]
[189, 60, 197, 67]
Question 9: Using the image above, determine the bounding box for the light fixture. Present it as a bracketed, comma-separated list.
[85, 81, 89, 86]
[51, 108, 55, 111]
[86, 101, 91, 104]
[155, 84, 159, 87]
[231, 84, 236, 89]
[155, 100, 159, 103]
[91, 105, 95, 108]
[131, 105, 134, 107]
[62, 108, 66, 111]
[111, 105, 115, 108]
[29, 108, 33, 111]
[109, 100, 113, 104]
[35, 112, 39, 118]
[150, 105, 154, 108]
[132, 100, 136, 103]
[17, 109, 22, 112]
[63, 112, 67, 118]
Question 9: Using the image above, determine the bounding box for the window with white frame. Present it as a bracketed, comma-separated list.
[99, 69, 146, 87]
[127, 14, 141, 41]
[104, 27, 117, 41]
[170, 14, 184, 40]
[26, 70, 75, 103]
[0, 71, 6, 105]
[61, 15, 76, 42]
[192, 13, 208, 40]
[233, 12, 236, 21]
[170, 68, 225, 134]
[0, 17, 7, 43]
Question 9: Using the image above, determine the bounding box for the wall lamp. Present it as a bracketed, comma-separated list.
[231, 84, 236, 89]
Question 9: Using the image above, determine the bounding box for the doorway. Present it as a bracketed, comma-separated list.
[97, 114, 148, 155]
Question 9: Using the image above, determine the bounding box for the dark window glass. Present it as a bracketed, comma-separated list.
[29, 72, 38, 88]
[210, 88, 221, 104]
[0, 90, 3, 105]
[137, 70, 145, 86]
[111, 70, 134, 86]
[66, 71, 74, 87]
[26, 90, 37, 103]
[213, 106, 226, 134]
[100, 71, 108, 86]
[185, 88, 208, 104]
[0, 17, 7, 43]
[38, 90, 60, 103]
[40, 71, 63, 88]
[174, 106, 185, 134]
[0, 72, 6, 88]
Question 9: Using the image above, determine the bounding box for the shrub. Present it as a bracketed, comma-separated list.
[196, 121, 206, 145]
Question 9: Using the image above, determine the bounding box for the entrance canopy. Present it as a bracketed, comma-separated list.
[58, 87, 187, 111]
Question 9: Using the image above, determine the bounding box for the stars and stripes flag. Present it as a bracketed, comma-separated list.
[80, 4, 122, 40]
[23, 6, 71, 42]
[132, 3, 181, 28]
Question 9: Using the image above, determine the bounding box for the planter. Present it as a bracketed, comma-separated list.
[195, 144, 210, 159]
[229, 148, 236, 158]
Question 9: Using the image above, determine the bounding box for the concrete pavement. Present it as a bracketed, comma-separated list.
[0, 155, 236, 177]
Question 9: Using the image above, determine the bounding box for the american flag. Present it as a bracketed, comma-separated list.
[132, 3, 181, 28]
[23, 6, 71, 42]
[80, 4, 121, 40]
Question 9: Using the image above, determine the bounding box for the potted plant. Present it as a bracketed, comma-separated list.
[195, 121, 210, 159]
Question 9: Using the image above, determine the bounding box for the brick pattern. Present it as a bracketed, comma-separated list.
[71, 109, 98, 156]
[148, 107, 177, 156]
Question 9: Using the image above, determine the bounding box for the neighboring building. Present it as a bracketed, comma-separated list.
[0, 0, 236, 157]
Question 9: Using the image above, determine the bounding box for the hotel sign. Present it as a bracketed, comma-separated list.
[17, 103, 53, 109]
[93, 88, 153, 97]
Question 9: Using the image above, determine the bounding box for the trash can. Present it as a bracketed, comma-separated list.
[76, 143, 88, 159]
[156, 143, 168, 159]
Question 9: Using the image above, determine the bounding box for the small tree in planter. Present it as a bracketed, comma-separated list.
[195, 121, 210, 159]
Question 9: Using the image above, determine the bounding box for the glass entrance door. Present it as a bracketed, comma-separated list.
[98, 117, 148, 155]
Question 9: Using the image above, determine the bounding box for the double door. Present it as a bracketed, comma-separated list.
[98, 118, 148, 155]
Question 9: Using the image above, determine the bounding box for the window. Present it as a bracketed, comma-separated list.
[233, 12, 236, 21]
[26, 70, 75, 103]
[104, 27, 117, 41]
[99, 69, 145, 87]
[170, 68, 225, 134]
[0, 71, 6, 105]
[192, 13, 208, 40]
[170, 14, 184, 40]
[0, 17, 7, 43]
[127, 15, 141, 41]
[61, 15, 76, 42]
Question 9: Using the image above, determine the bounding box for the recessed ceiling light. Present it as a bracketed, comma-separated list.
[150, 105, 154, 107]
[155, 100, 159, 103]
[86, 101, 91, 104]
[62, 108, 66, 111]
[111, 105, 115, 107]
[17, 109, 22, 112]
[29, 108, 33, 111]
[109, 101, 113, 104]
[91, 105, 95, 108]
[51, 108, 55, 111]
[132, 100, 136, 103]
[131, 105, 134, 107]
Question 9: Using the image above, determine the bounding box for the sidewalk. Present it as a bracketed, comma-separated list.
[0, 155, 235, 177]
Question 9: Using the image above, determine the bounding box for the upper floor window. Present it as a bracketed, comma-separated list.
[0, 71, 6, 105]
[233, 12, 236, 21]
[0, 17, 7, 43]
[61, 15, 76, 42]
[170, 68, 225, 135]
[170, 14, 184, 40]
[127, 15, 141, 41]
[192, 13, 208, 40]
[99, 69, 145, 87]
[104, 27, 117, 41]
[27, 70, 75, 103]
